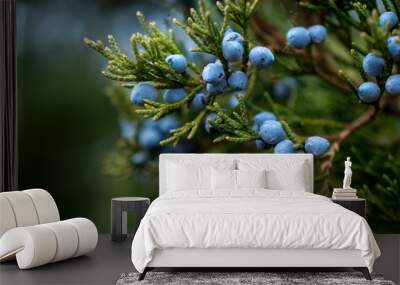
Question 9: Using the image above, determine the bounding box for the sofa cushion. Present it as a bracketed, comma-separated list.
[1, 191, 39, 227]
[0, 189, 60, 238]
[0, 196, 17, 237]
[24, 189, 60, 224]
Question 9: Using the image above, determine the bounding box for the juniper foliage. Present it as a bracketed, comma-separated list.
[85, 0, 400, 232]
[85, 0, 309, 148]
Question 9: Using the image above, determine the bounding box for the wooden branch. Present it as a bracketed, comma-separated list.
[312, 47, 357, 91]
[320, 97, 387, 173]
[250, 16, 286, 50]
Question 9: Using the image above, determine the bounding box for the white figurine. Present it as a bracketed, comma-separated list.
[343, 157, 353, 190]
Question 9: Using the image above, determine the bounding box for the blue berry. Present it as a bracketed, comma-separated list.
[388, 36, 400, 61]
[163, 88, 187, 103]
[119, 120, 135, 142]
[379, 11, 398, 30]
[273, 77, 297, 99]
[286, 27, 311, 49]
[274, 81, 290, 100]
[190, 92, 208, 111]
[253, 111, 277, 131]
[249, 46, 275, 68]
[166, 54, 187, 73]
[274, 139, 295, 154]
[223, 31, 244, 45]
[252, 124, 259, 133]
[308, 25, 327, 44]
[130, 83, 158, 105]
[222, 41, 244, 62]
[131, 151, 149, 165]
[224, 27, 234, 36]
[228, 92, 244, 108]
[362, 53, 385, 77]
[206, 79, 227, 94]
[385, 74, 400, 95]
[255, 139, 267, 150]
[158, 115, 180, 135]
[204, 113, 217, 134]
[202, 62, 225, 83]
[229, 95, 239, 108]
[143, 119, 159, 130]
[138, 127, 162, 150]
[357, 82, 381, 103]
[228, 71, 248, 90]
[259, 120, 286, 144]
[304, 136, 330, 157]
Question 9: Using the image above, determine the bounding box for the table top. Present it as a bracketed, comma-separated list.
[331, 198, 366, 202]
[112, 197, 150, 202]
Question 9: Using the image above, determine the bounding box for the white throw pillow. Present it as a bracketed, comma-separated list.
[167, 163, 210, 191]
[266, 163, 307, 191]
[236, 169, 267, 189]
[167, 160, 236, 191]
[211, 169, 267, 190]
[211, 168, 236, 190]
[237, 159, 308, 191]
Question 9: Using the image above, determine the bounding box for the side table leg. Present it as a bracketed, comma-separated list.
[111, 201, 126, 242]
[121, 210, 127, 238]
[132, 201, 150, 235]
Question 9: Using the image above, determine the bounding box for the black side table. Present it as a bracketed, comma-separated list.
[111, 197, 150, 242]
[332, 198, 366, 218]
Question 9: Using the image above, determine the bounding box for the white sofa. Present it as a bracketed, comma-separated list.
[0, 189, 98, 269]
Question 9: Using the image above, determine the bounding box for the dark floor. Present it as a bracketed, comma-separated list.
[0, 234, 399, 285]
[0, 234, 133, 285]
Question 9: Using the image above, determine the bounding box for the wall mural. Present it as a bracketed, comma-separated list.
[18, 0, 399, 233]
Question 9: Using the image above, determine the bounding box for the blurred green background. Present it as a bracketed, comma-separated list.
[17, 0, 399, 233]
[16, 0, 190, 231]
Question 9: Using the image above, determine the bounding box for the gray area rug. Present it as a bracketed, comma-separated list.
[116, 272, 396, 285]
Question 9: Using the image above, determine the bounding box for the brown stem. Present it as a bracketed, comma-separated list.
[311, 46, 358, 91]
[320, 97, 387, 173]
[250, 16, 286, 50]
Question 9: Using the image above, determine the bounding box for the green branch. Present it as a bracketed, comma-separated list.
[136, 85, 203, 120]
[160, 108, 209, 146]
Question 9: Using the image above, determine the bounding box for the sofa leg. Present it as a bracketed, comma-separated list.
[138, 268, 148, 281]
[354, 267, 371, 280]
